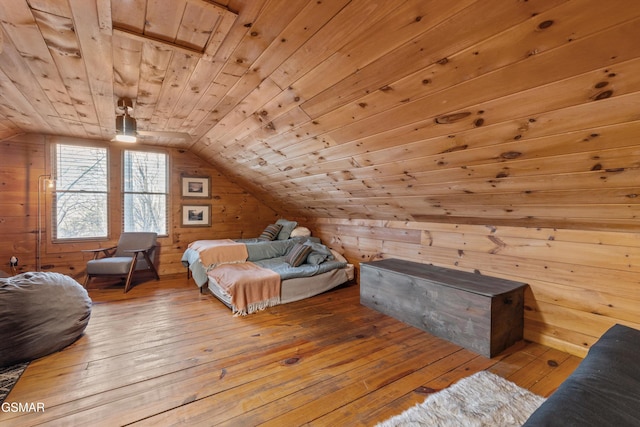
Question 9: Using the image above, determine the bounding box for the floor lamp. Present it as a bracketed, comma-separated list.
[37, 174, 53, 271]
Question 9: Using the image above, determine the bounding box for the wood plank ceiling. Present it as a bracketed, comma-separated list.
[1, 0, 639, 231]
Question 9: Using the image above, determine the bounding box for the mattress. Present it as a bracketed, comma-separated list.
[183, 237, 355, 313]
[207, 262, 355, 310]
[181, 236, 321, 288]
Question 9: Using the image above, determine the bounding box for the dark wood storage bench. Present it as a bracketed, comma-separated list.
[360, 258, 527, 357]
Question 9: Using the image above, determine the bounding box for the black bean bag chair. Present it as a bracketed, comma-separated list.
[0, 272, 92, 367]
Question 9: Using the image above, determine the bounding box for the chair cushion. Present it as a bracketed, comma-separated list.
[0, 272, 92, 367]
[86, 256, 135, 275]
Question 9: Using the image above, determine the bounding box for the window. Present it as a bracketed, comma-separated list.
[53, 144, 109, 240]
[123, 150, 168, 235]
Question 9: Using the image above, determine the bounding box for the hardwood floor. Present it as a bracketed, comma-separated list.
[1, 275, 581, 426]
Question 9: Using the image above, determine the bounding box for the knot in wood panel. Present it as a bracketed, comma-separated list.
[440, 144, 468, 154]
[538, 20, 554, 30]
[592, 90, 613, 101]
[414, 386, 438, 395]
[283, 357, 300, 365]
[434, 112, 471, 124]
[500, 151, 523, 160]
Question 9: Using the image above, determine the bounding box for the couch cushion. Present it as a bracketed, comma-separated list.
[523, 324, 640, 426]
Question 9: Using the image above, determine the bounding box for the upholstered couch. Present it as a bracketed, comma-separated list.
[523, 323, 640, 426]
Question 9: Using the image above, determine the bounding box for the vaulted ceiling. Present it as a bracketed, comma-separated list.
[1, 0, 639, 231]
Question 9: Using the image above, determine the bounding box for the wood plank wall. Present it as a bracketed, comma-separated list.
[304, 217, 640, 357]
[2, 133, 637, 357]
[0, 134, 277, 280]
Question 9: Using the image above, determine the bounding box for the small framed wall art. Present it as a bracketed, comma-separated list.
[181, 204, 211, 227]
[181, 176, 210, 198]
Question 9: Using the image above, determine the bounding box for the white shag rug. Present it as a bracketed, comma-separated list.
[377, 371, 545, 427]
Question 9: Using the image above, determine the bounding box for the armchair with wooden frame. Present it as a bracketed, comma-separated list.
[83, 232, 160, 293]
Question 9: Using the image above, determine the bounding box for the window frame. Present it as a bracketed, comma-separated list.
[121, 148, 170, 237]
[51, 141, 110, 242]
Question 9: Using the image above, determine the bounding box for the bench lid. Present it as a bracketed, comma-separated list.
[362, 258, 526, 297]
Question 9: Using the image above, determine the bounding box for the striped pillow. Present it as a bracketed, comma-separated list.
[258, 224, 282, 241]
[285, 243, 313, 267]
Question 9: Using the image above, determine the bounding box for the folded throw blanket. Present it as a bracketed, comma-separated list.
[188, 239, 248, 268]
[208, 262, 281, 316]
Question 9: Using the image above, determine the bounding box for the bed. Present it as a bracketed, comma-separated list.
[181, 221, 355, 315]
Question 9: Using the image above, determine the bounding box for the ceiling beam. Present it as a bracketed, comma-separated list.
[113, 27, 204, 59]
[96, 0, 112, 34]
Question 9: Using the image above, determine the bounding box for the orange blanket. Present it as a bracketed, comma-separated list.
[188, 239, 248, 268]
[208, 262, 281, 316]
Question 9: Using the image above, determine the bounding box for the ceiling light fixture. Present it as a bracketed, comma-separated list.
[114, 98, 137, 143]
[112, 97, 192, 142]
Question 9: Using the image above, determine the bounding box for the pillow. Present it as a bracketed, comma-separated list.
[290, 226, 311, 238]
[304, 241, 334, 265]
[258, 224, 282, 241]
[306, 251, 328, 265]
[330, 249, 348, 264]
[303, 241, 334, 257]
[285, 243, 313, 267]
[275, 219, 298, 240]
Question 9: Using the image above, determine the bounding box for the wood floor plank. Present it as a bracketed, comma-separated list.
[528, 355, 583, 397]
[225, 337, 462, 426]
[310, 349, 478, 426]
[0, 275, 579, 426]
[506, 347, 572, 390]
[134, 321, 428, 425]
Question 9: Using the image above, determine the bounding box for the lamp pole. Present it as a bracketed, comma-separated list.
[37, 174, 51, 271]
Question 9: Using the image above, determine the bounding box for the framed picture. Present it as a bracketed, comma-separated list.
[181, 176, 210, 198]
[181, 204, 211, 227]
